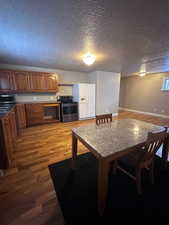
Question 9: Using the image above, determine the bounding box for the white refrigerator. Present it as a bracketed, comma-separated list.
[73, 83, 95, 120]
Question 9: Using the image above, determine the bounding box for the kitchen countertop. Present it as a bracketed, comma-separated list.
[16, 101, 61, 104]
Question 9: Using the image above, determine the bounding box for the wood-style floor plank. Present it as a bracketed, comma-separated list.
[1, 111, 169, 225]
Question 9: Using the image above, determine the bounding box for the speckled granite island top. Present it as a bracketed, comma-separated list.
[72, 119, 164, 158]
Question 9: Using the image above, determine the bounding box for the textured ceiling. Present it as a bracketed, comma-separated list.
[1, 0, 169, 74]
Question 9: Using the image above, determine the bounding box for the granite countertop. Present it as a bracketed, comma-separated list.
[72, 118, 165, 158]
[16, 101, 61, 104]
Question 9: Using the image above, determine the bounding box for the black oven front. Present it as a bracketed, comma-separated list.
[61, 102, 78, 122]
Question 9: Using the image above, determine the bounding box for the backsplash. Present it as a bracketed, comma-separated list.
[15, 86, 73, 103]
[15, 93, 58, 102]
[59, 86, 72, 96]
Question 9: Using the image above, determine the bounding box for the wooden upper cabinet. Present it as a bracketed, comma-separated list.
[29, 73, 46, 91]
[13, 71, 30, 91]
[0, 70, 59, 93]
[0, 70, 14, 91]
[45, 73, 58, 91]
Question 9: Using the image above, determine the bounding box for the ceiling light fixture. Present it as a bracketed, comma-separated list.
[83, 52, 96, 65]
[139, 72, 146, 77]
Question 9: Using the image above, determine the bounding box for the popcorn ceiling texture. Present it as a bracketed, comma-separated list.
[1, 0, 169, 74]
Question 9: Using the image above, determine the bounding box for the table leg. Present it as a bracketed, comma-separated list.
[0, 169, 4, 177]
[98, 159, 110, 216]
[71, 132, 78, 170]
[162, 139, 169, 168]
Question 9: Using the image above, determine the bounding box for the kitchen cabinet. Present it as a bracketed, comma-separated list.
[0, 70, 14, 91]
[0, 70, 59, 93]
[29, 73, 46, 91]
[9, 109, 18, 141]
[45, 74, 59, 92]
[13, 71, 30, 91]
[25, 103, 61, 127]
[15, 104, 27, 129]
[0, 116, 13, 168]
[25, 104, 44, 126]
[0, 108, 17, 169]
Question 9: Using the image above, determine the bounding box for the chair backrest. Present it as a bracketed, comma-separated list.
[96, 113, 112, 125]
[139, 128, 167, 167]
[162, 129, 169, 150]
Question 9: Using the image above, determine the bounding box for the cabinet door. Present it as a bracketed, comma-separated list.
[0, 116, 13, 168]
[13, 71, 30, 91]
[0, 70, 14, 91]
[29, 73, 46, 91]
[25, 104, 44, 126]
[45, 74, 58, 91]
[9, 110, 18, 141]
[15, 104, 27, 129]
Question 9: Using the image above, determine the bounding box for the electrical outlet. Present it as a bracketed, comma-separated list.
[161, 109, 165, 113]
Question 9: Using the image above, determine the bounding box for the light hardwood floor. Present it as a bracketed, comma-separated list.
[1, 111, 169, 225]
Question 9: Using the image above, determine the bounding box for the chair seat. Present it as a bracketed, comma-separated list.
[119, 148, 147, 167]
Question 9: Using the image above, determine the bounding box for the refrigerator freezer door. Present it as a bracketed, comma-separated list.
[73, 83, 95, 119]
[79, 84, 89, 104]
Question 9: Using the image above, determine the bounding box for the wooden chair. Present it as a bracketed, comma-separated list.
[96, 113, 112, 125]
[113, 128, 167, 194]
[156, 129, 169, 168]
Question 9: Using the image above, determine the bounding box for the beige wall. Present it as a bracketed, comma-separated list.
[119, 73, 169, 115]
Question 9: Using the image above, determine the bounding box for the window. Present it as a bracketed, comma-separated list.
[162, 77, 169, 91]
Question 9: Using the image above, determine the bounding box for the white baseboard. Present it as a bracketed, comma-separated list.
[119, 107, 169, 119]
[112, 113, 118, 117]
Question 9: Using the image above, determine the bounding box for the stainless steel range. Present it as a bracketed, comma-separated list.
[59, 96, 78, 122]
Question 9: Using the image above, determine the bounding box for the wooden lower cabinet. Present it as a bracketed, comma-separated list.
[15, 104, 27, 129]
[9, 109, 18, 142]
[0, 110, 17, 169]
[25, 104, 44, 127]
